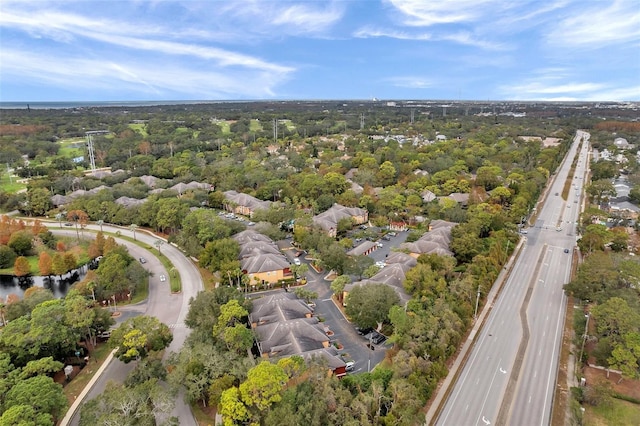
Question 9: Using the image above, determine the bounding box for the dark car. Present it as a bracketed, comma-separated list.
[355, 326, 373, 336]
[564, 248, 570, 253]
[371, 332, 387, 345]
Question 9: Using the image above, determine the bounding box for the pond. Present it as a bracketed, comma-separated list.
[0, 264, 89, 300]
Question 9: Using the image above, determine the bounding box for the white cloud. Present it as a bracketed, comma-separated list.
[385, 76, 434, 89]
[548, 0, 640, 48]
[386, 0, 500, 26]
[0, 48, 288, 98]
[353, 27, 432, 41]
[207, 0, 344, 36]
[0, 8, 294, 74]
[270, 3, 344, 33]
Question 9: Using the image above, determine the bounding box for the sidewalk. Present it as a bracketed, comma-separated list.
[60, 349, 117, 426]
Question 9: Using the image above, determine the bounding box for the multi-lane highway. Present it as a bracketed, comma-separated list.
[437, 131, 590, 425]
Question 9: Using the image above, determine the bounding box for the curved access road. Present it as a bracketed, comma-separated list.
[45, 223, 203, 426]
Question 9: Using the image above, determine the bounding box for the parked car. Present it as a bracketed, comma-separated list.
[382, 235, 391, 241]
[371, 332, 387, 345]
[345, 361, 355, 371]
[355, 326, 373, 336]
[294, 258, 301, 266]
[159, 274, 166, 282]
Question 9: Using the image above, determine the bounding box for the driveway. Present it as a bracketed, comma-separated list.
[278, 241, 389, 373]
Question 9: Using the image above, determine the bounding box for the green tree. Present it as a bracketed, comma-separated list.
[0, 404, 54, 426]
[330, 275, 351, 301]
[51, 253, 67, 278]
[79, 380, 174, 426]
[0, 245, 17, 268]
[220, 387, 250, 426]
[96, 253, 129, 297]
[239, 361, 288, 412]
[109, 316, 173, 363]
[8, 231, 33, 256]
[155, 198, 189, 234]
[591, 297, 640, 345]
[214, 300, 248, 336]
[222, 324, 254, 354]
[199, 238, 240, 273]
[345, 283, 401, 330]
[5, 375, 67, 424]
[64, 292, 97, 348]
[608, 332, 640, 381]
[25, 187, 52, 217]
[19, 357, 64, 379]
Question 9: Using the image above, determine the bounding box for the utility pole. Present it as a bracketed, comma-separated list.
[474, 290, 481, 320]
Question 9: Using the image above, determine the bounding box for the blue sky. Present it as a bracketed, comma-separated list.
[1, 0, 639, 102]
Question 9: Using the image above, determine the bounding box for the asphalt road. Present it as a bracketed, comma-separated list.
[437, 131, 590, 426]
[265, 242, 388, 371]
[47, 224, 203, 426]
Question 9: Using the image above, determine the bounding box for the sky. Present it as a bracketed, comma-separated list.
[1, 0, 639, 102]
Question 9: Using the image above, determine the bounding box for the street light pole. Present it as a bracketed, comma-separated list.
[577, 313, 590, 376]
[367, 334, 372, 373]
[474, 290, 481, 320]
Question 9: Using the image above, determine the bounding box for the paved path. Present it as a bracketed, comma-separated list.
[45, 224, 203, 426]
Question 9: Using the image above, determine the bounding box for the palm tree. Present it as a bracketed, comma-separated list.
[154, 239, 164, 255]
[129, 224, 138, 241]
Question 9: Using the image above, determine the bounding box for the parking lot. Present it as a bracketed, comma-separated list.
[274, 228, 409, 373]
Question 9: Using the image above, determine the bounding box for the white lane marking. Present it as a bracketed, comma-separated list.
[534, 370, 537, 378]
[499, 367, 507, 374]
[482, 416, 491, 425]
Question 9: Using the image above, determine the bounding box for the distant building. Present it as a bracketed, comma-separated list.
[224, 190, 271, 218]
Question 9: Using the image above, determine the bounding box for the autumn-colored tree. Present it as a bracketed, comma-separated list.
[95, 231, 106, 255]
[31, 219, 47, 235]
[38, 251, 53, 276]
[14, 256, 31, 277]
[64, 252, 77, 272]
[51, 253, 67, 278]
[56, 241, 66, 252]
[103, 236, 117, 255]
[87, 242, 101, 259]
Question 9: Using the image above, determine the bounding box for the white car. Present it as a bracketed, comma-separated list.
[159, 274, 166, 282]
[294, 258, 301, 266]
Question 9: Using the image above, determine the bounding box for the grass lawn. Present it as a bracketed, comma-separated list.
[0, 171, 26, 194]
[584, 398, 640, 426]
[280, 119, 296, 131]
[58, 137, 85, 158]
[0, 236, 91, 275]
[214, 120, 231, 134]
[128, 122, 148, 136]
[249, 119, 263, 132]
[103, 231, 182, 293]
[61, 342, 113, 407]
